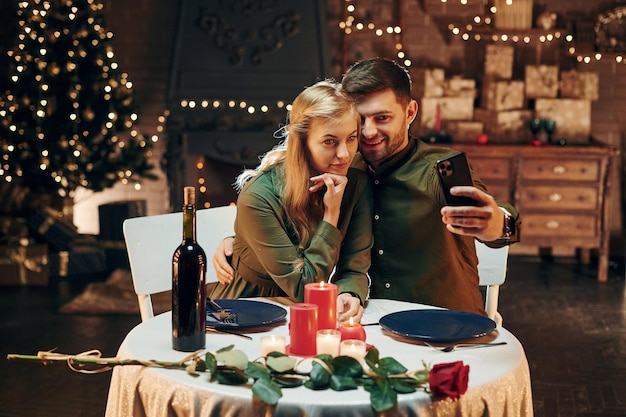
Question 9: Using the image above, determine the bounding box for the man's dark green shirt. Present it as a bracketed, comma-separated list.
[352, 138, 520, 315]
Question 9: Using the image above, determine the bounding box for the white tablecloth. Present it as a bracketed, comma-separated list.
[105, 299, 533, 417]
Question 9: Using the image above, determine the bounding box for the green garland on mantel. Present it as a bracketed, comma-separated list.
[7, 344, 443, 413]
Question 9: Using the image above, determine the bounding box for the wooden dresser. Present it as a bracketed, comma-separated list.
[449, 144, 618, 282]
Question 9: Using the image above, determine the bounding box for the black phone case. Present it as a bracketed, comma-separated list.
[436, 152, 478, 206]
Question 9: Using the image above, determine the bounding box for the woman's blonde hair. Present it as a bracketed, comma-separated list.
[236, 79, 359, 250]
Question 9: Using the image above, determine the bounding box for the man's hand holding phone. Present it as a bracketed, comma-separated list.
[440, 186, 506, 242]
[436, 152, 506, 242]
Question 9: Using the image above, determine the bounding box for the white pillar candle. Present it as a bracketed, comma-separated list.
[340, 339, 367, 361]
[316, 329, 341, 357]
[260, 334, 286, 356]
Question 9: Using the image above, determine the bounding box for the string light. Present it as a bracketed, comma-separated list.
[447, 7, 570, 46]
[177, 98, 291, 113]
[339, 0, 411, 67]
[565, 35, 626, 65]
[443, 1, 626, 65]
[571, 52, 626, 65]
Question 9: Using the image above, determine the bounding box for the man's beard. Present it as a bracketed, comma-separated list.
[360, 129, 407, 167]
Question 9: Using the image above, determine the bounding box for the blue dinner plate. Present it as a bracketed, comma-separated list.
[206, 299, 287, 328]
[379, 309, 496, 342]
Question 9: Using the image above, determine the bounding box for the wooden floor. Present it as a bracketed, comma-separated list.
[1, 255, 625, 417]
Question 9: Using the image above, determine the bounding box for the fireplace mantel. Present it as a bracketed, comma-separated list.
[165, 0, 330, 208]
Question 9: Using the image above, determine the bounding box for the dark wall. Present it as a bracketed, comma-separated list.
[2, 0, 626, 241]
[163, 0, 331, 208]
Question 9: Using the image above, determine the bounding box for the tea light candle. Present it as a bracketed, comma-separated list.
[260, 334, 286, 356]
[316, 329, 341, 357]
[340, 339, 367, 361]
[339, 317, 366, 342]
[304, 281, 338, 330]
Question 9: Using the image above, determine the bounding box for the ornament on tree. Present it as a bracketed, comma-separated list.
[82, 107, 95, 121]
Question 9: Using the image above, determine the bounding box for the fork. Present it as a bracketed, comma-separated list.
[217, 313, 237, 324]
[424, 341, 507, 352]
[207, 298, 237, 323]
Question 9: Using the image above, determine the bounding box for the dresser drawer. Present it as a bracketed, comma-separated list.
[484, 183, 511, 203]
[469, 157, 511, 181]
[518, 185, 599, 211]
[520, 158, 600, 182]
[521, 214, 598, 238]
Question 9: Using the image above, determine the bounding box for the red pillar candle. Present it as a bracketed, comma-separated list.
[288, 303, 318, 356]
[304, 282, 337, 330]
[340, 317, 366, 342]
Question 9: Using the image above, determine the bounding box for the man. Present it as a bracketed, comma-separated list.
[214, 58, 520, 316]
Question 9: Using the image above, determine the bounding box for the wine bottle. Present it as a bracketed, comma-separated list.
[172, 186, 207, 351]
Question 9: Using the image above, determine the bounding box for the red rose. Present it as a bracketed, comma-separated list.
[428, 361, 470, 400]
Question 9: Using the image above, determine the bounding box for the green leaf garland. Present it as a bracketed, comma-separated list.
[7, 344, 439, 413]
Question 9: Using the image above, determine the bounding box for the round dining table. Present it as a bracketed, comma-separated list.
[105, 298, 533, 417]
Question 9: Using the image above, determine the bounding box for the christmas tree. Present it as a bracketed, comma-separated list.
[0, 0, 157, 204]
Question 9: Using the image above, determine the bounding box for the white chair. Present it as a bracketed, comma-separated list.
[124, 206, 508, 325]
[475, 240, 509, 326]
[123, 205, 237, 322]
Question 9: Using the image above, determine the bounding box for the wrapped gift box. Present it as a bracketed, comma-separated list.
[412, 68, 446, 98]
[481, 80, 526, 111]
[534, 98, 591, 143]
[0, 216, 29, 245]
[0, 243, 48, 286]
[48, 245, 107, 281]
[525, 65, 559, 98]
[98, 200, 146, 242]
[97, 240, 130, 271]
[559, 70, 599, 101]
[444, 77, 477, 98]
[494, 0, 533, 30]
[27, 208, 79, 251]
[443, 121, 485, 143]
[420, 97, 475, 130]
[484, 44, 514, 80]
[474, 109, 532, 143]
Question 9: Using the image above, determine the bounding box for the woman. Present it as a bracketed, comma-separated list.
[209, 80, 372, 323]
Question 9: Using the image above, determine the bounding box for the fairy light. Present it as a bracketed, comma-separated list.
[572, 52, 626, 65]
[565, 31, 626, 65]
[448, 20, 569, 46]
[445, 2, 576, 50]
[340, 1, 411, 67]
[177, 97, 292, 116]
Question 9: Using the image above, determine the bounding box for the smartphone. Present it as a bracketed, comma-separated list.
[436, 152, 478, 206]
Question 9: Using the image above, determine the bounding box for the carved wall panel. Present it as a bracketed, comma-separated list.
[165, 0, 330, 208]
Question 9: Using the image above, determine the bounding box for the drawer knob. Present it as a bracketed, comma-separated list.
[552, 165, 566, 175]
[546, 220, 560, 229]
[549, 193, 562, 202]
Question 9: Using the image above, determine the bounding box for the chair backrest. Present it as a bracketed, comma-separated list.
[475, 240, 509, 326]
[124, 206, 508, 324]
[123, 205, 237, 322]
